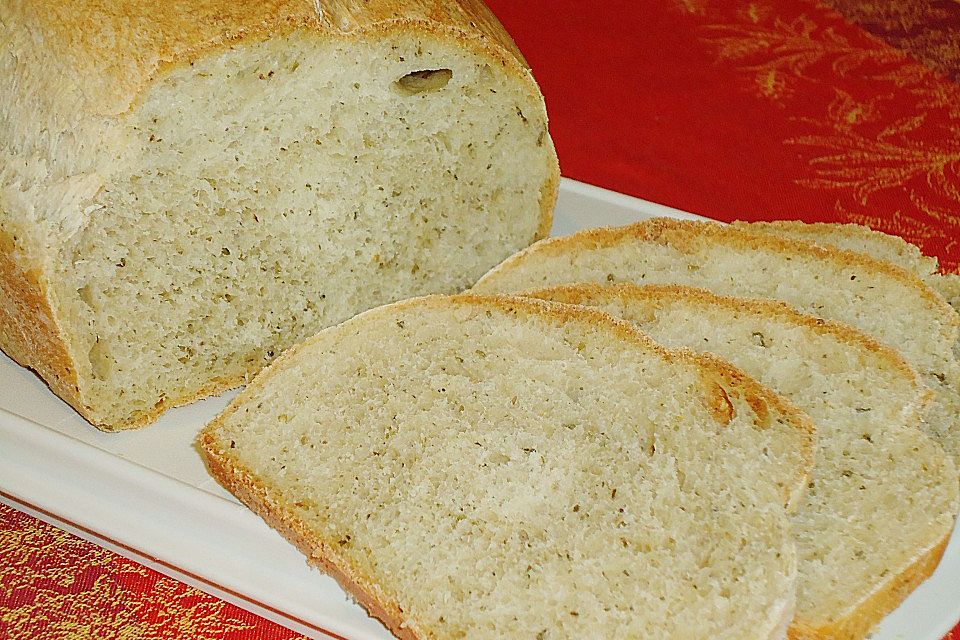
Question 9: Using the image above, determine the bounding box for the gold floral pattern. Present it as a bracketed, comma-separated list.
[702, 15, 902, 101]
[788, 117, 960, 204]
[824, 88, 888, 130]
[691, 0, 960, 269]
[824, 0, 960, 81]
[673, 0, 710, 16]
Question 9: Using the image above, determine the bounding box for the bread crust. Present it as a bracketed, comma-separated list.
[527, 282, 928, 400]
[731, 220, 930, 267]
[10, 0, 531, 115]
[0, 229, 88, 419]
[199, 293, 809, 639]
[474, 218, 959, 342]
[786, 534, 952, 640]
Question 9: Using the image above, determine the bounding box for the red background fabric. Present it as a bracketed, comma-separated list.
[488, 0, 960, 271]
[2, 0, 959, 637]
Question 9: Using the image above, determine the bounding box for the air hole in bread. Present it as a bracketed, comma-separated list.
[396, 69, 453, 94]
[88, 339, 111, 379]
[78, 285, 95, 309]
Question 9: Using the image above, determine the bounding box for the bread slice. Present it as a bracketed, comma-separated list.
[528, 283, 959, 640]
[199, 294, 814, 639]
[733, 220, 960, 311]
[0, 0, 559, 430]
[472, 217, 960, 471]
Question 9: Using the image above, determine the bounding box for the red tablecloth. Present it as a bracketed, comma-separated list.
[2, 0, 959, 637]
[490, 0, 960, 271]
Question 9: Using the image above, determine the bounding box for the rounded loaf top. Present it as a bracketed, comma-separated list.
[5, 0, 529, 116]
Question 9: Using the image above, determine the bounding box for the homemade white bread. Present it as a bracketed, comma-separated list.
[473, 218, 960, 470]
[529, 283, 959, 640]
[0, 0, 559, 430]
[200, 294, 814, 639]
[735, 220, 960, 311]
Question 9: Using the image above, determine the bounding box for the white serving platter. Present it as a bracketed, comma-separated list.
[1, 178, 957, 640]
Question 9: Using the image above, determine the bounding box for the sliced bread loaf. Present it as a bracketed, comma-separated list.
[472, 217, 960, 470]
[199, 294, 814, 639]
[733, 220, 960, 311]
[528, 283, 959, 640]
[0, 0, 559, 430]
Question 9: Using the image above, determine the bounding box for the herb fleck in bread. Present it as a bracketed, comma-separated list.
[199, 294, 814, 640]
[528, 283, 959, 640]
[472, 217, 960, 471]
[0, 0, 559, 430]
[731, 221, 960, 479]
[734, 220, 960, 311]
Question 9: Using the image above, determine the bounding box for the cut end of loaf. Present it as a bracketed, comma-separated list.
[44, 28, 557, 429]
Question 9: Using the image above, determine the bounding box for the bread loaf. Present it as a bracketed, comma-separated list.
[199, 294, 814, 639]
[529, 283, 959, 640]
[0, 0, 559, 430]
[472, 218, 960, 470]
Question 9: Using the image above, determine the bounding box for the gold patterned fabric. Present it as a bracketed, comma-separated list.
[825, 0, 960, 81]
[0, 503, 313, 639]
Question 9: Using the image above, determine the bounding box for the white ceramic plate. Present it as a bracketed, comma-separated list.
[0, 178, 956, 640]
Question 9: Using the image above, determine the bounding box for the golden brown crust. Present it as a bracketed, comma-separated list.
[319, 0, 528, 66]
[12, 0, 532, 116]
[731, 220, 923, 264]
[198, 429, 423, 639]
[786, 533, 952, 640]
[0, 230, 88, 419]
[526, 282, 926, 395]
[475, 218, 959, 339]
